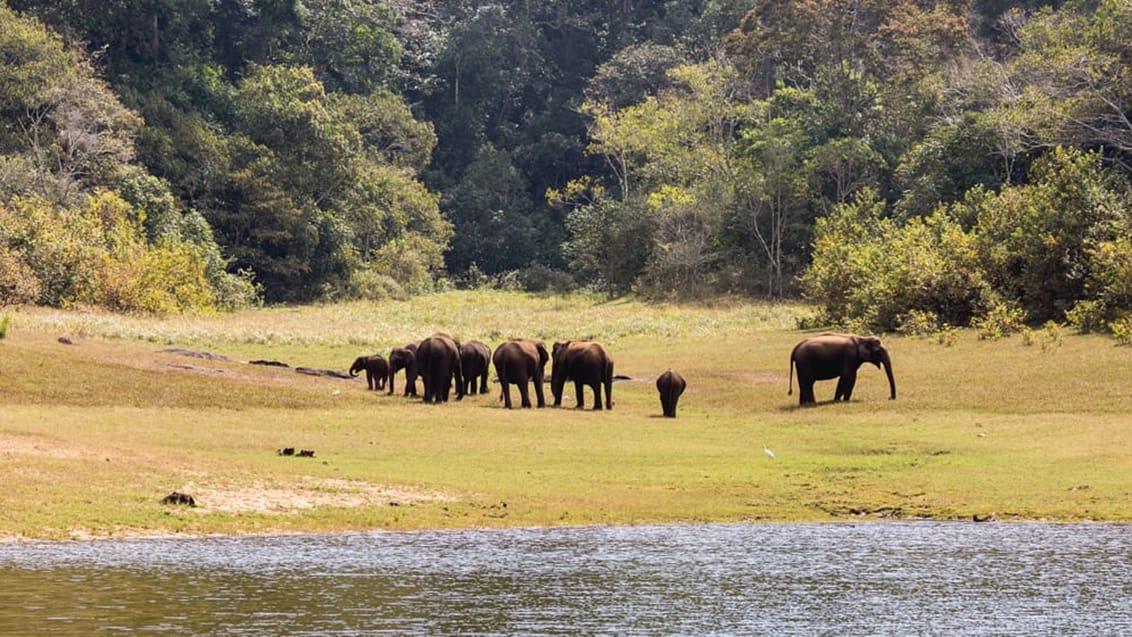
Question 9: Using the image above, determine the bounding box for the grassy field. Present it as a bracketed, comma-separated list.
[1, 290, 1130, 541]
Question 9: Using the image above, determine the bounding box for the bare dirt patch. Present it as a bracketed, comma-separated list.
[0, 433, 87, 460]
[179, 478, 455, 515]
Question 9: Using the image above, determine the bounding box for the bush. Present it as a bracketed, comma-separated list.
[802, 190, 990, 332]
[897, 309, 941, 336]
[0, 192, 231, 314]
[345, 268, 407, 301]
[0, 314, 8, 339]
[1066, 300, 1108, 334]
[974, 148, 1131, 322]
[973, 301, 1027, 340]
[1110, 316, 1132, 346]
[800, 148, 1132, 337]
[517, 263, 575, 293]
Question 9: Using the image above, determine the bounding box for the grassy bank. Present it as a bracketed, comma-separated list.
[1, 291, 1129, 540]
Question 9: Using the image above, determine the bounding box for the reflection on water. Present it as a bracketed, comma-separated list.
[1, 523, 1130, 635]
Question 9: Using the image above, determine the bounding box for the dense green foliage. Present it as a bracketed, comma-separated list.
[1, 0, 1130, 330]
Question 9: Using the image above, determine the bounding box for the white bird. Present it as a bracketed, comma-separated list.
[763, 444, 775, 459]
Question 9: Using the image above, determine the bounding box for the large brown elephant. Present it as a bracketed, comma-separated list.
[551, 340, 614, 410]
[656, 369, 687, 418]
[387, 343, 418, 397]
[492, 339, 548, 409]
[459, 340, 492, 396]
[349, 354, 389, 391]
[789, 333, 896, 405]
[416, 332, 464, 403]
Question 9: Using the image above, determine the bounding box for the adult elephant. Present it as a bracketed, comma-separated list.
[551, 340, 614, 410]
[416, 332, 464, 403]
[387, 343, 418, 397]
[349, 354, 389, 391]
[459, 341, 492, 396]
[492, 339, 548, 409]
[656, 369, 687, 418]
[788, 333, 896, 405]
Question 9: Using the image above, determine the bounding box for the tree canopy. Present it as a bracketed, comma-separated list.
[1, 0, 1130, 332]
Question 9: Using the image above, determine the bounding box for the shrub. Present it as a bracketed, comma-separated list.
[1110, 316, 1132, 346]
[1066, 300, 1108, 334]
[974, 148, 1130, 322]
[517, 263, 575, 293]
[345, 268, 406, 301]
[973, 301, 1027, 340]
[802, 191, 989, 332]
[897, 309, 941, 336]
[0, 314, 8, 339]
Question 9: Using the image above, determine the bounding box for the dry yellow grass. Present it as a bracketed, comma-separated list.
[1, 290, 1129, 541]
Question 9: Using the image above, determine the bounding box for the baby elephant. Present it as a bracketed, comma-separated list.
[349, 354, 389, 391]
[656, 369, 687, 418]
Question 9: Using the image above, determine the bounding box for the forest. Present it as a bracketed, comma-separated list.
[1, 0, 1130, 334]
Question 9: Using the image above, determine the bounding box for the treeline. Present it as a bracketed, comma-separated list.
[1, 1, 1130, 333]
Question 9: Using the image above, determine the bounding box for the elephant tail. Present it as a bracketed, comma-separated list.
[788, 354, 794, 396]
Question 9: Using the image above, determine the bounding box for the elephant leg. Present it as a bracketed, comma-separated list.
[835, 371, 857, 401]
[573, 380, 585, 409]
[480, 372, 488, 394]
[592, 383, 604, 411]
[534, 375, 546, 408]
[501, 381, 513, 409]
[518, 380, 532, 408]
[799, 379, 816, 405]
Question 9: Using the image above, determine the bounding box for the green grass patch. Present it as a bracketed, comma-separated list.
[1, 290, 1129, 540]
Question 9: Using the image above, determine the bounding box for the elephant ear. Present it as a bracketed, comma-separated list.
[536, 342, 549, 367]
[857, 336, 883, 362]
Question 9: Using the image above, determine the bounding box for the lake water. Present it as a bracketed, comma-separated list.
[1, 522, 1129, 635]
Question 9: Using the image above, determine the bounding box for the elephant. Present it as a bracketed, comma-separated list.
[349, 354, 389, 391]
[656, 369, 687, 418]
[492, 339, 549, 409]
[387, 343, 419, 397]
[416, 332, 464, 403]
[788, 333, 896, 405]
[459, 340, 492, 396]
[551, 340, 614, 410]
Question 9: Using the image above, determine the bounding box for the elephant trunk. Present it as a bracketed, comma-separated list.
[882, 351, 896, 400]
[550, 365, 565, 405]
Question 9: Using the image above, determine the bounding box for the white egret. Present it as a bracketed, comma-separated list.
[763, 444, 775, 459]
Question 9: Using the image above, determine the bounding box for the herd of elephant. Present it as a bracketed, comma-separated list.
[349, 332, 896, 416]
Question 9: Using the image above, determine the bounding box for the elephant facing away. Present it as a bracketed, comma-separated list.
[789, 333, 896, 405]
[459, 341, 492, 396]
[551, 340, 614, 410]
[656, 369, 687, 418]
[349, 354, 389, 391]
[387, 343, 418, 397]
[417, 332, 464, 403]
[493, 339, 548, 409]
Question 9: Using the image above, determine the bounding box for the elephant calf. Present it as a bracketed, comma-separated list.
[656, 369, 686, 418]
[349, 354, 389, 391]
[789, 333, 895, 405]
[387, 343, 418, 397]
[460, 340, 492, 396]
